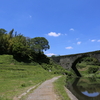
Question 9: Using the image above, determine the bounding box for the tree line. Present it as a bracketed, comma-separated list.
[0, 28, 50, 63]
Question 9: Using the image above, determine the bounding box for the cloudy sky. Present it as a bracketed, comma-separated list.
[1, 0, 100, 56]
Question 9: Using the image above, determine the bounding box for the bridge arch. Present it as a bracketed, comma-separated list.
[51, 50, 100, 77]
[71, 54, 99, 77]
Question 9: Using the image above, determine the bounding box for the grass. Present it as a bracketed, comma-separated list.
[76, 61, 100, 77]
[0, 54, 72, 100]
[0, 55, 58, 100]
[54, 75, 71, 100]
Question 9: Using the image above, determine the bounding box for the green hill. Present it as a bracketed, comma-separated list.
[0, 55, 57, 100]
[0, 55, 17, 64]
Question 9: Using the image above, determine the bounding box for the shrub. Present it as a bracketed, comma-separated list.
[88, 66, 99, 74]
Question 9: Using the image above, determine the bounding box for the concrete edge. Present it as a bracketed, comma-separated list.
[64, 87, 78, 100]
[13, 83, 41, 100]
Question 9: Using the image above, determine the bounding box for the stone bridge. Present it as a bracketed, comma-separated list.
[51, 50, 100, 76]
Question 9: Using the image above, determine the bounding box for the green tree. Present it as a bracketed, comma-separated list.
[12, 34, 27, 54]
[11, 34, 31, 62]
[30, 37, 50, 53]
[0, 28, 15, 54]
[0, 28, 51, 63]
[0, 28, 7, 34]
[0, 29, 7, 54]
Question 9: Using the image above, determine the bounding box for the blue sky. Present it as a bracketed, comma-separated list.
[1, 0, 100, 56]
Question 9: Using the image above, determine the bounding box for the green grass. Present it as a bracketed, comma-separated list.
[76, 62, 100, 77]
[0, 55, 58, 100]
[0, 55, 16, 64]
[54, 75, 71, 100]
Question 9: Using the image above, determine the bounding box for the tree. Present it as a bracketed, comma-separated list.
[11, 34, 31, 62]
[0, 28, 51, 63]
[0, 28, 7, 34]
[30, 37, 50, 53]
[12, 34, 27, 54]
[0, 29, 7, 54]
[8, 29, 14, 38]
[0, 28, 15, 54]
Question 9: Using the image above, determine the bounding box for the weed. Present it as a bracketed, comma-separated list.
[54, 76, 71, 100]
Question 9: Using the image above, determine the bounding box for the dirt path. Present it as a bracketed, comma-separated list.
[25, 76, 61, 100]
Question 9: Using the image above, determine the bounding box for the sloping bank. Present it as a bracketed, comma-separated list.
[54, 75, 78, 100]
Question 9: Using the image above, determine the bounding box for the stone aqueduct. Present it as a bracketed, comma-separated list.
[51, 50, 100, 76]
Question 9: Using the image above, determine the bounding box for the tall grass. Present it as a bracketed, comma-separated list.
[54, 76, 71, 100]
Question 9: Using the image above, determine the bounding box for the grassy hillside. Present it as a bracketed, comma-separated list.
[0, 55, 57, 100]
[76, 57, 100, 77]
[0, 55, 17, 64]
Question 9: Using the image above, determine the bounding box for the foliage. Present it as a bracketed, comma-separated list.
[41, 63, 66, 74]
[30, 37, 50, 53]
[76, 62, 86, 69]
[76, 56, 100, 77]
[0, 28, 50, 63]
[88, 66, 99, 74]
[78, 57, 99, 65]
[41, 58, 69, 75]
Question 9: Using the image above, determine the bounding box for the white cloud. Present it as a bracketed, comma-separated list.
[91, 39, 96, 42]
[48, 32, 61, 37]
[97, 40, 100, 42]
[69, 28, 74, 31]
[77, 41, 81, 45]
[46, 53, 56, 56]
[65, 46, 73, 49]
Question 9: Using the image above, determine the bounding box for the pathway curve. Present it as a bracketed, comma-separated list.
[26, 76, 61, 100]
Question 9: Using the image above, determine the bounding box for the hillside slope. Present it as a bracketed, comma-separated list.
[0, 55, 56, 100]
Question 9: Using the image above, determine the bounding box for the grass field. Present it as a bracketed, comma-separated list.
[0, 55, 57, 100]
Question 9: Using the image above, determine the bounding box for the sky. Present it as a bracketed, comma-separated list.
[0, 0, 100, 56]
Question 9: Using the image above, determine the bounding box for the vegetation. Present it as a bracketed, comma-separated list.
[41, 59, 69, 75]
[76, 57, 100, 77]
[54, 76, 70, 100]
[0, 28, 50, 63]
[1, 28, 100, 100]
[52, 55, 100, 100]
[0, 28, 72, 100]
[0, 54, 69, 100]
[0, 55, 53, 99]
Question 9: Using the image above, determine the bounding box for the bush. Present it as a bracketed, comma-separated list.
[41, 63, 68, 75]
[88, 66, 99, 74]
[41, 63, 52, 70]
[76, 63, 86, 69]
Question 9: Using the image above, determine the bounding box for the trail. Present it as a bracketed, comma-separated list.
[26, 76, 61, 100]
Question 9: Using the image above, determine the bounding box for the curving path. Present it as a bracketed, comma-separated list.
[26, 76, 61, 100]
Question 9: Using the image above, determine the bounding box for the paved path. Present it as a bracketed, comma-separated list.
[26, 76, 61, 100]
